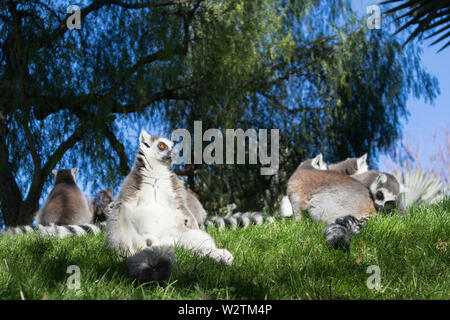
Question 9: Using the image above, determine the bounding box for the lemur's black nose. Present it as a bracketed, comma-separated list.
[384, 201, 396, 210]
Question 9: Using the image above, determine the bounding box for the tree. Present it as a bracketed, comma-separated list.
[381, 0, 450, 51]
[0, 0, 439, 226]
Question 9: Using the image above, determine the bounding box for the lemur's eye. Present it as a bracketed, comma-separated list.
[158, 142, 167, 151]
[376, 191, 384, 201]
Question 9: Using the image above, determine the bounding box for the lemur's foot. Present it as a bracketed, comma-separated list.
[209, 248, 234, 266]
[127, 246, 176, 283]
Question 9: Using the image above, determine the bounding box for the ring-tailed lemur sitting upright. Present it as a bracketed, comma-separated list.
[105, 130, 233, 283]
[92, 188, 114, 223]
[3, 169, 104, 238]
[36, 169, 93, 225]
[185, 188, 207, 225]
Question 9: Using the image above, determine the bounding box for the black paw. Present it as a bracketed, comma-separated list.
[127, 246, 176, 284]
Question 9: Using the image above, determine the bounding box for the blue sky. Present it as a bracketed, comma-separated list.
[378, 46, 449, 171]
[352, 0, 449, 172]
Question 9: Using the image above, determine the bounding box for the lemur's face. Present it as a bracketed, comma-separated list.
[138, 130, 175, 167]
[370, 173, 409, 212]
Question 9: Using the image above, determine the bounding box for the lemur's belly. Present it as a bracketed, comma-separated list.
[127, 203, 177, 235]
[120, 180, 186, 252]
[127, 181, 179, 231]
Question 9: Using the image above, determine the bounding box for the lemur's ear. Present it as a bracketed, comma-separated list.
[357, 153, 367, 168]
[52, 170, 58, 179]
[139, 130, 151, 144]
[312, 154, 322, 169]
[400, 184, 410, 193]
[376, 173, 387, 185]
[71, 168, 79, 177]
[311, 154, 328, 170]
[319, 154, 328, 170]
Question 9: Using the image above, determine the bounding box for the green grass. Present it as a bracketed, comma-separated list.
[0, 199, 449, 300]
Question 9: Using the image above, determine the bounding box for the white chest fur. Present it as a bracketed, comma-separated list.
[125, 175, 179, 237]
[136, 176, 174, 207]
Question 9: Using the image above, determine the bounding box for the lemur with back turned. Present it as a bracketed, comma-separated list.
[4, 169, 102, 237]
[35, 168, 93, 226]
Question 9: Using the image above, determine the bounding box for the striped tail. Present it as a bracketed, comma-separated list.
[2, 222, 106, 238]
[324, 215, 368, 251]
[127, 245, 176, 284]
[200, 212, 276, 230]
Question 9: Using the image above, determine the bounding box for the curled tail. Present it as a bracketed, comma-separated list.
[2, 222, 106, 238]
[201, 212, 275, 230]
[324, 215, 368, 251]
[127, 245, 176, 284]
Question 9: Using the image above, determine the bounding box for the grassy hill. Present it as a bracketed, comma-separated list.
[0, 199, 449, 300]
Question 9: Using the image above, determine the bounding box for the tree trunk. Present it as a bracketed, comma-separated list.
[0, 107, 29, 226]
